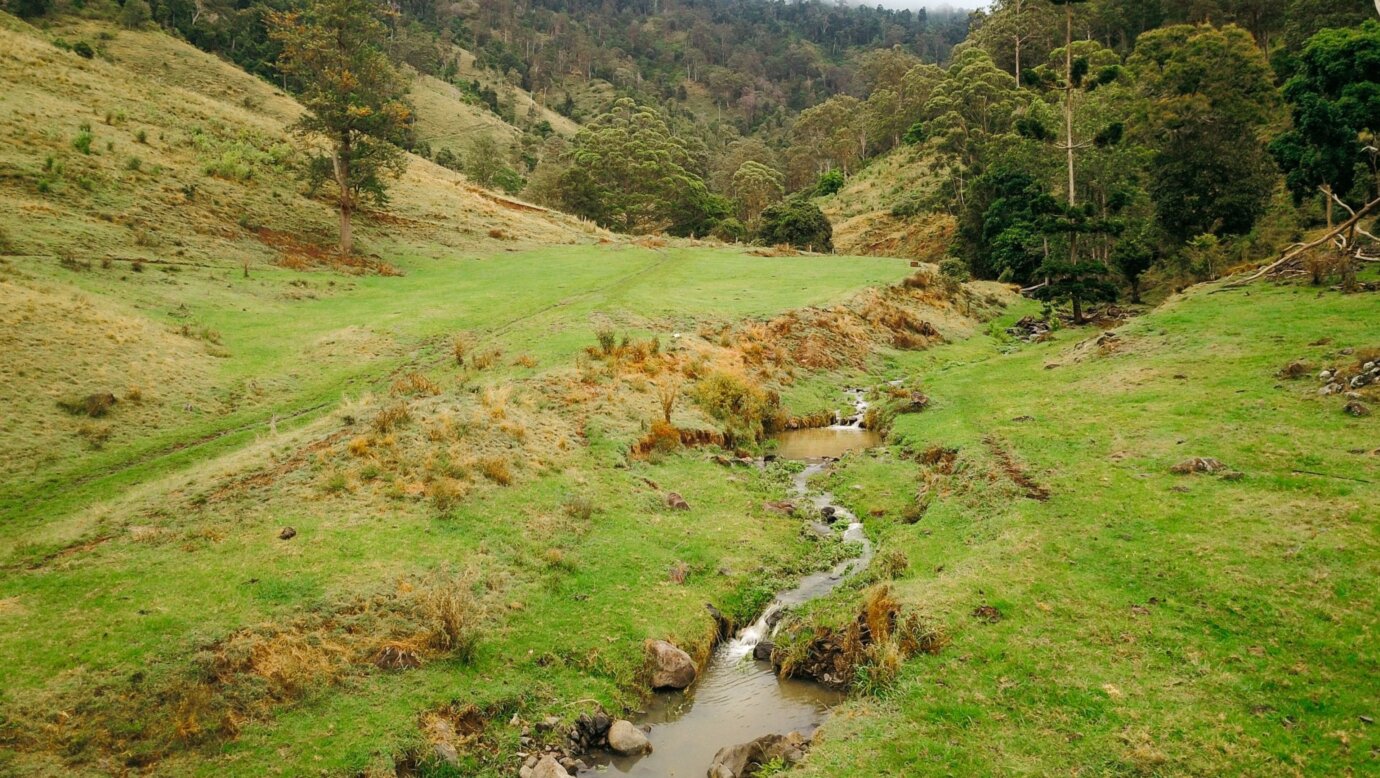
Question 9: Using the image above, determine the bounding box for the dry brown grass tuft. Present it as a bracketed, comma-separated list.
[392, 372, 440, 397]
[58, 391, 118, 418]
[471, 349, 502, 370]
[478, 456, 512, 485]
[372, 402, 411, 432]
[512, 353, 538, 368]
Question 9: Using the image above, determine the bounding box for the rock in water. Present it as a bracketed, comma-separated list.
[646, 639, 696, 689]
[530, 755, 568, 778]
[707, 732, 808, 777]
[607, 720, 651, 755]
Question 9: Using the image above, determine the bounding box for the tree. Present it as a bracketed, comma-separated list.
[1111, 225, 1156, 303]
[973, 0, 1060, 84]
[1131, 24, 1278, 243]
[757, 196, 833, 252]
[1270, 22, 1380, 227]
[7, 0, 52, 18]
[557, 98, 712, 235]
[120, 0, 152, 29]
[730, 160, 784, 224]
[270, 0, 411, 255]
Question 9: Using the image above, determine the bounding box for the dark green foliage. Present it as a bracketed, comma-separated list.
[1132, 24, 1279, 243]
[1032, 255, 1118, 323]
[1270, 22, 1380, 209]
[814, 169, 844, 196]
[902, 121, 927, 145]
[756, 196, 833, 252]
[956, 167, 1061, 282]
[8, 0, 52, 18]
[1111, 226, 1157, 303]
[72, 41, 95, 59]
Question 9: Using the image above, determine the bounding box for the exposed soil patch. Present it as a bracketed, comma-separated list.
[982, 435, 1050, 501]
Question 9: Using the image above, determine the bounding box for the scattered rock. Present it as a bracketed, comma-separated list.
[1007, 316, 1053, 342]
[763, 500, 796, 516]
[707, 732, 808, 778]
[433, 741, 459, 766]
[752, 640, 774, 662]
[1279, 360, 1313, 379]
[665, 492, 690, 511]
[371, 643, 421, 670]
[277, 526, 297, 540]
[820, 505, 837, 523]
[607, 720, 651, 756]
[646, 639, 696, 689]
[902, 392, 930, 412]
[529, 755, 568, 778]
[1170, 457, 1229, 475]
[1344, 401, 1372, 418]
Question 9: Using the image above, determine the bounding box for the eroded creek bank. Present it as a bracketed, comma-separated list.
[569, 393, 882, 778]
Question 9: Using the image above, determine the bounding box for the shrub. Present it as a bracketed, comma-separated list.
[646, 419, 681, 454]
[72, 41, 94, 59]
[125, 156, 142, 172]
[938, 257, 969, 296]
[451, 335, 469, 366]
[512, 354, 537, 368]
[594, 327, 616, 356]
[756, 196, 833, 253]
[712, 217, 746, 242]
[562, 493, 595, 521]
[73, 127, 93, 155]
[135, 129, 147, 144]
[692, 370, 779, 443]
[58, 392, 117, 417]
[814, 169, 844, 196]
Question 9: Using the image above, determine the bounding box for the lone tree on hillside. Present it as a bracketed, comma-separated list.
[270, 0, 410, 255]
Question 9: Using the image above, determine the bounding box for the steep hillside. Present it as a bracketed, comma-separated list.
[818, 145, 953, 263]
[0, 12, 602, 515]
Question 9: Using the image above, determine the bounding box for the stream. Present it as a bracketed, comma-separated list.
[579, 392, 879, 777]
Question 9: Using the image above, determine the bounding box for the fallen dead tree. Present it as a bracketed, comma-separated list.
[1222, 195, 1380, 289]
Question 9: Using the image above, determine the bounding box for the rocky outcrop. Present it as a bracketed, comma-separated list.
[706, 731, 808, 778]
[646, 639, 697, 689]
[607, 719, 652, 755]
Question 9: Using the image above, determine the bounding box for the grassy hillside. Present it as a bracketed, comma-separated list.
[786, 276, 1380, 775]
[818, 145, 954, 263]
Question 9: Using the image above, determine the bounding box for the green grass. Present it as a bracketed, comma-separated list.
[794, 280, 1379, 776]
[0, 241, 912, 777]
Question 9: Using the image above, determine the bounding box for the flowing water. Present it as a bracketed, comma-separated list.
[579, 393, 879, 777]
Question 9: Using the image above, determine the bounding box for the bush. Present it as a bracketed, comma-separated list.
[712, 217, 747, 242]
[72, 41, 95, 59]
[814, 169, 844, 196]
[692, 370, 779, 443]
[58, 392, 117, 417]
[756, 196, 833, 252]
[419, 573, 483, 662]
[73, 126, 93, 155]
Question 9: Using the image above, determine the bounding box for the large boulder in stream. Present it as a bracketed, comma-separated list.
[707, 731, 808, 777]
[607, 719, 652, 755]
[646, 639, 697, 689]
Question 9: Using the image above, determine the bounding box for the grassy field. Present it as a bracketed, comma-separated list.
[0, 237, 934, 776]
[788, 277, 1379, 776]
